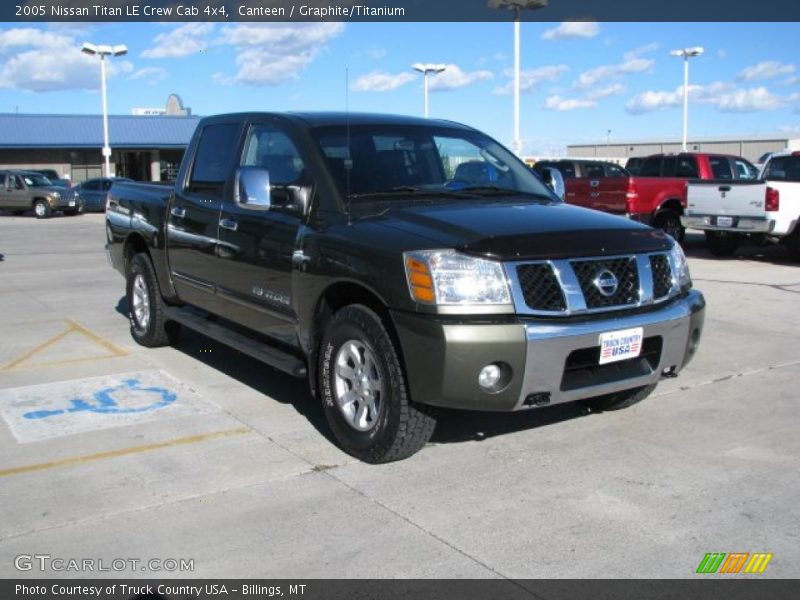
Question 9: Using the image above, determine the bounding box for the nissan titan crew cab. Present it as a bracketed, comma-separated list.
[106, 113, 705, 463]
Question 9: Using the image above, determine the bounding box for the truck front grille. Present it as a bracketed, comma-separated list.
[506, 251, 677, 316]
[570, 257, 639, 309]
[516, 263, 566, 312]
[649, 254, 673, 300]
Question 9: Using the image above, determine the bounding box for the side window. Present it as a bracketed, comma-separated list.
[102, 180, 113, 191]
[187, 123, 240, 196]
[709, 156, 733, 180]
[83, 180, 100, 191]
[557, 162, 576, 179]
[584, 162, 605, 179]
[604, 164, 627, 178]
[640, 157, 662, 177]
[675, 157, 699, 178]
[661, 157, 677, 177]
[13, 176, 25, 190]
[733, 159, 758, 180]
[242, 125, 305, 186]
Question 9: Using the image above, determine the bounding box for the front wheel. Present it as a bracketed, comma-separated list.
[33, 200, 51, 219]
[126, 253, 180, 347]
[318, 305, 436, 463]
[584, 383, 657, 412]
[653, 210, 684, 242]
[705, 231, 740, 257]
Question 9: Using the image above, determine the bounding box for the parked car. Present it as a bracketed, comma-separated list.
[106, 112, 705, 462]
[534, 153, 760, 240]
[67, 177, 132, 212]
[29, 169, 72, 189]
[683, 150, 799, 259]
[625, 156, 645, 175]
[0, 170, 82, 218]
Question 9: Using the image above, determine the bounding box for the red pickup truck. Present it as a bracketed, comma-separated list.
[533, 153, 759, 240]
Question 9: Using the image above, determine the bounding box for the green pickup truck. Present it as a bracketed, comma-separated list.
[0, 170, 82, 218]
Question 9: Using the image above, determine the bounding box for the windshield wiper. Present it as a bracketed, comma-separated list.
[456, 185, 553, 200]
[348, 186, 478, 200]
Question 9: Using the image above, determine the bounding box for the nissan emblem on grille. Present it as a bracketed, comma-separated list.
[593, 269, 619, 297]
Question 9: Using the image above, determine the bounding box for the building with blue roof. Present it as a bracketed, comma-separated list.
[0, 95, 200, 183]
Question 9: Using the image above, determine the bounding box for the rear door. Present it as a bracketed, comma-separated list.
[168, 120, 243, 313]
[3, 175, 30, 210]
[214, 119, 308, 344]
[597, 162, 629, 214]
[80, 179, 104, 210]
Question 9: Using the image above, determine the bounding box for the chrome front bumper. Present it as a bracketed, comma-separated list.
[514, 289, 705, 410]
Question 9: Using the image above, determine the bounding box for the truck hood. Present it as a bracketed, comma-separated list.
[373, 201, 672, 260]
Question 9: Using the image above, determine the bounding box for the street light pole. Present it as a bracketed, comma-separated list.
[412, 63, 446, 118]
[670, 46, 704, 151]
[488, 0, 548, 156]
[82, 42, 128, 178]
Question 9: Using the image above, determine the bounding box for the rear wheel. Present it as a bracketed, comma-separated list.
[653, 209, 684, 242]
[705, 231, 740, 257]
[584, 383, 657, 412]
[126, 253, 180, 347]
[33, 200, 51, 219]
[318, 304, 436, 463]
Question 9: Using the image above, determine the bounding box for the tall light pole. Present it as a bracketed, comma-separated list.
[670, 46, 704, 151]
[412, 63, 446, 118]
[81, 42, 128, 177]
[488, 0, 548, 156]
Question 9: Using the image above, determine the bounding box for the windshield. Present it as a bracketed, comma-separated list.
[312, 124, 555, 213]
[764, 155, 800, 182]
[22, 174, 53, 187]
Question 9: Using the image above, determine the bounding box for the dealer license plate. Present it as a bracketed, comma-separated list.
[598, 327, 643, 365]
[68, 201, 76, 207]
[715, 216, 733, 227]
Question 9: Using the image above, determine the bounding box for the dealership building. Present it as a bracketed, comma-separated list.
[567, 135, 800, 164]
[0, 95, 200, 183]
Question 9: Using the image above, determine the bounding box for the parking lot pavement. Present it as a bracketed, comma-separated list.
[0, 214, 798, 578]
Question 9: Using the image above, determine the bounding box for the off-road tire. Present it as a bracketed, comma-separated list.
[126, 253, 180, 347]
[318, 304, 436, 463]
[705, 231, 740, 257]
[33, 200, 51, 219]
[584, 383, 657, 412]
[653, 209, 684, 242]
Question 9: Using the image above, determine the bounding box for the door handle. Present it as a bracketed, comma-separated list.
[718, 185, 731, 192]
[219, 218, 238, 232]
[170, 206, 186, 219]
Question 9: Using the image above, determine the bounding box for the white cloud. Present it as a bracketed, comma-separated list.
[129, 67, 168, 86]
[625, 87, 686, 114]
[0, 27, 132, 93]
[714, 87, 790, 112]
[213, 23, 344, 86]
[543, 95, 597, 111]
[428, 64, 493, 92]
[585, 83, 626, 100]
[575, 57, 653, 90]
[366, 45, 386, 60]
[783, 75, 800, 85]
[738, 61, 796, 82]
[623, 43, 660, 61]
[493, 64, 568, 95]
[351, 70, 416, 92]
[542, 21, 599, 41]
[141, 23, 215, 58]
[625, 82, 792, 114]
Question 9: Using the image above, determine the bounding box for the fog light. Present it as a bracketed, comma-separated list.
[478, 362, 511, 393]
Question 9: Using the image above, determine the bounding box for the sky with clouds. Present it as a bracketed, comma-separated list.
[0, 21, 797, 155]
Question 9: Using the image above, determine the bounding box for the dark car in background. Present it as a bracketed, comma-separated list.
[66, 177, 132, 212]
[29, 169, 72, 189]
[625, 157, 645, 175]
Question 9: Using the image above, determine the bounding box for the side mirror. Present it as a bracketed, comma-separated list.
[539, 167, 566, 201]
[235, 166, 271, 209]
[271, 184, 311, 217]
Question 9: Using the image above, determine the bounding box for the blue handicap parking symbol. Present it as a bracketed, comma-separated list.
[23, 378, 177, 420]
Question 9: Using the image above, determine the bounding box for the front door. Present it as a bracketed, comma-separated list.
[215, 121, 307, 345]
[167, 121, 242, 314]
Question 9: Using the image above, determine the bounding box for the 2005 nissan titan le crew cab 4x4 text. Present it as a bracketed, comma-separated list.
[106, 113, 705, 463]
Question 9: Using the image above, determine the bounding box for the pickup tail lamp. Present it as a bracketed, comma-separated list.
[625, 181, 638, 214]
[403, 250, 512, 306]
[765, 186, 779, 212]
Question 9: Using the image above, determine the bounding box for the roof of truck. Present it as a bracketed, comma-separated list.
[201, 111, 476, 131]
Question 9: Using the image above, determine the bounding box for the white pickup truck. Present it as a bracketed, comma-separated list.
[682, 150, 800, 259]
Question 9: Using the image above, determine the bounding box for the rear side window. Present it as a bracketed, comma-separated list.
[556, 162, 576, 179]
[765, 155, 800, 182]
[709, 156, 733, 180]
[584, 163, 605, 179]
[83, 180, 101, 191]
[188, 123, 240, 196]
[733, 159, 758, 180]
[661, 156, 677, 177]
[675, 157, 699, 178]
[640, 157, 662, 177]
[605, 164, 627, 178]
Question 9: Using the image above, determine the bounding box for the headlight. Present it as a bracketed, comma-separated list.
[52, 192, 61, 200]
[669, 241, 692, 291]
[403, 249, 511, 305]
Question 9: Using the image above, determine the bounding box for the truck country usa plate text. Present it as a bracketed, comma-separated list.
[599, 327, 643, 365]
